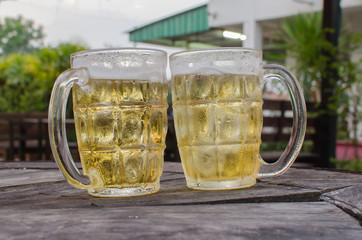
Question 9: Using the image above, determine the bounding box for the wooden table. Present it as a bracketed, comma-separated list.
[0, 161, 361, 239]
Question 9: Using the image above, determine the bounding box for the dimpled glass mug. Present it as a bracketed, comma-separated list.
[170, 48, 306, 190]
[48, 49, 168, 197]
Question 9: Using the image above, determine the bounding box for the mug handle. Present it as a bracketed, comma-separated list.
[258, 64, 307, 178]
[48, 67, 99, 189]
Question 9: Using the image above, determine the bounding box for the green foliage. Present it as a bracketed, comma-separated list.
[265, 12, 362, 111]
[331, 158, 362, 171]
[0, 16, 88, 113]
[0, 43, 87, 112]
[261, 140, 314, 153]
[265, 12, 362, 158]
[264, 13, 325, 100]
[0, 53, 43, 111]
[0, 16, 44, 55]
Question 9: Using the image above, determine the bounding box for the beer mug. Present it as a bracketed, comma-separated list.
[49, 49, 168, 197]
[170, 48, 306, 190]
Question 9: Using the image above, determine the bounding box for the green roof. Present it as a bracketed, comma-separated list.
[129, 4, 210, 43]
[128, 4, 245, 49]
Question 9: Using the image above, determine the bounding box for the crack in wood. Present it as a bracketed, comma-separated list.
[321, 185, 362, 226]
[258, 179, 354, 194]
[322, 195, 362, 226]
[156, 191, 324, 207]
[0, 180, 65, 192]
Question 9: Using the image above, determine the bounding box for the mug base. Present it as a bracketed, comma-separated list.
[186, 177, 256, 190]
[88, 183, 160, 197]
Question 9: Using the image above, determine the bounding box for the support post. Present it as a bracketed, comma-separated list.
[316, 0, 341, 168]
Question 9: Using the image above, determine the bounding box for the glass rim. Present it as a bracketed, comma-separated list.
[71, 47, 167, 59]
[169, 47, 262, 60]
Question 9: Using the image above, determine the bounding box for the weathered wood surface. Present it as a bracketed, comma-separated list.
[0, 162, 361, 239]
[1, 202, 361, 240]
[321, 184, 362, 224]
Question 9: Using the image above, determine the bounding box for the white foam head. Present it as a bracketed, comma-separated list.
[169, 48, 262, 76]
[71, 48, 167, 82]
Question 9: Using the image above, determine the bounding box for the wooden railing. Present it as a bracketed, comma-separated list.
[0, 113, 77, 161]
[260, 100, 318, 164]
[0, 113, 47, 161]
[0, 100, 318, 164]
[165, 100, 318, 164]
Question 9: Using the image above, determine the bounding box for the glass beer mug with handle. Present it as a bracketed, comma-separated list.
[170, 48, 306, 190]
[48, 49, 168, 197]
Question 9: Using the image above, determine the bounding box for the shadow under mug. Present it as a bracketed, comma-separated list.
[48, 48, 168, 197]
[170, 48, 306, 190]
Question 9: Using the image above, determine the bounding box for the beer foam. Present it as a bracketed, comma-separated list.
[170, 48, 262, 76]
[71, 48, 167, 82]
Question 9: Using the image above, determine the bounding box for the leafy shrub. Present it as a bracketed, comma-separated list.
[0, 43, 87, 112]
[331, 158, 362, 171]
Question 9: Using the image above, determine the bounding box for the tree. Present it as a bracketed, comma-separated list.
[266, 12, 361, 105]
[0, 43, 87, 112]
[0, 53, 45, 111]
[0, 16, 44, 55]
[37, 43, 88, 113]
[265, 11, 362, 166]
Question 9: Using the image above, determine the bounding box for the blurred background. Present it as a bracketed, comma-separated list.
[0, 0, 360, 170]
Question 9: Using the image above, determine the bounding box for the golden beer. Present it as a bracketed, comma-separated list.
[172, 74, 264, 189]
[73, 79, 168, 195]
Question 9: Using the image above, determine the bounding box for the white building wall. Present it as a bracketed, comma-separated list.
[208, 0, 362, 141]
[209, 0, 361, 26]
[208, 0, 362, 48]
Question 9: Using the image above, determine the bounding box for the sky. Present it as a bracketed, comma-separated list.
[0, 0, 207, 51]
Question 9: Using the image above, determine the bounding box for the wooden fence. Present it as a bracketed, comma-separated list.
[0, 100, 318, 164]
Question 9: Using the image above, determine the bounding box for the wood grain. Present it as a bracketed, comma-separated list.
[0, 162, 361, 239]
[0, 173, 321, 210]
[321, 184, 362, 224]
[1, 202, 361, 240]
[259, 167, 362, 191]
